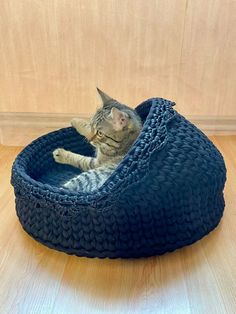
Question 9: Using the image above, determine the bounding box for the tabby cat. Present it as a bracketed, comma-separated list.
[53, 88, 142, 193]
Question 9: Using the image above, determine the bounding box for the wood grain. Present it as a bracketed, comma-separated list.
[0, 0, 186, 114]
[0, 136, 236, 313]
[0, 0, 235, 117]
[177, 0, 236, 116]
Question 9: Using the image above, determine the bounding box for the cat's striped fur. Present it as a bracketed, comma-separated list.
[53, 88, 142, 193]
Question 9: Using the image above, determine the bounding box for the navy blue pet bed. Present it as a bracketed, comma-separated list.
[11, 98, 226, 258]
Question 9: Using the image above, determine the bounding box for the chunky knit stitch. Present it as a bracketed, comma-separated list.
[11, 98, 226, 258]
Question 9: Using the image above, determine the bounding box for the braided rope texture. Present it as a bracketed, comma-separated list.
[11, 98, 226, 258]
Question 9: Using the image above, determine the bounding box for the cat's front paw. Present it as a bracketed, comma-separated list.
[71, 118, 82, 129]
[71, 118, 91, 138]
[53, 148, 68, 164]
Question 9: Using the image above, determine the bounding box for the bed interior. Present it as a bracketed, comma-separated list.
[33, 100, 153, 188]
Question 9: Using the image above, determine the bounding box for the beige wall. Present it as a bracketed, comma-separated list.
[0, 0, 235, 117]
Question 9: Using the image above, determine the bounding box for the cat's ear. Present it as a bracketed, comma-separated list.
[97, 87, 114, 106]
[109, 107, 128, 131]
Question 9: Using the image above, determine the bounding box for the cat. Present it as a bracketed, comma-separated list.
[53, 88, 142, 193]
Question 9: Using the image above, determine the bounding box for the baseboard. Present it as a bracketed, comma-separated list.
[0, 112, 86, 146]
[187, 116, 236, 135]
[0, 112, 236, 146]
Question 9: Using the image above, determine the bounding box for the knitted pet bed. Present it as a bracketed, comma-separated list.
[11, 98, 226, 258]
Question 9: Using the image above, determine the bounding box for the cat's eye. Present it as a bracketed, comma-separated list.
[97, 131, 103, 137]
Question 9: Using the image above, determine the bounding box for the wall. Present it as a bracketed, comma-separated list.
[0, 0, 235, 145]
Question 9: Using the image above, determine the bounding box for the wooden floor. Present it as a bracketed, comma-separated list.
[0, 136, 236, 314]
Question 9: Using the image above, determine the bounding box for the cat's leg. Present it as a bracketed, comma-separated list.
[71, 118, 92, 140]
[53, 148, 98, 171]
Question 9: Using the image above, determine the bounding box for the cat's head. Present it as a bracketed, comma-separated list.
[88, 88, 142, 156]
